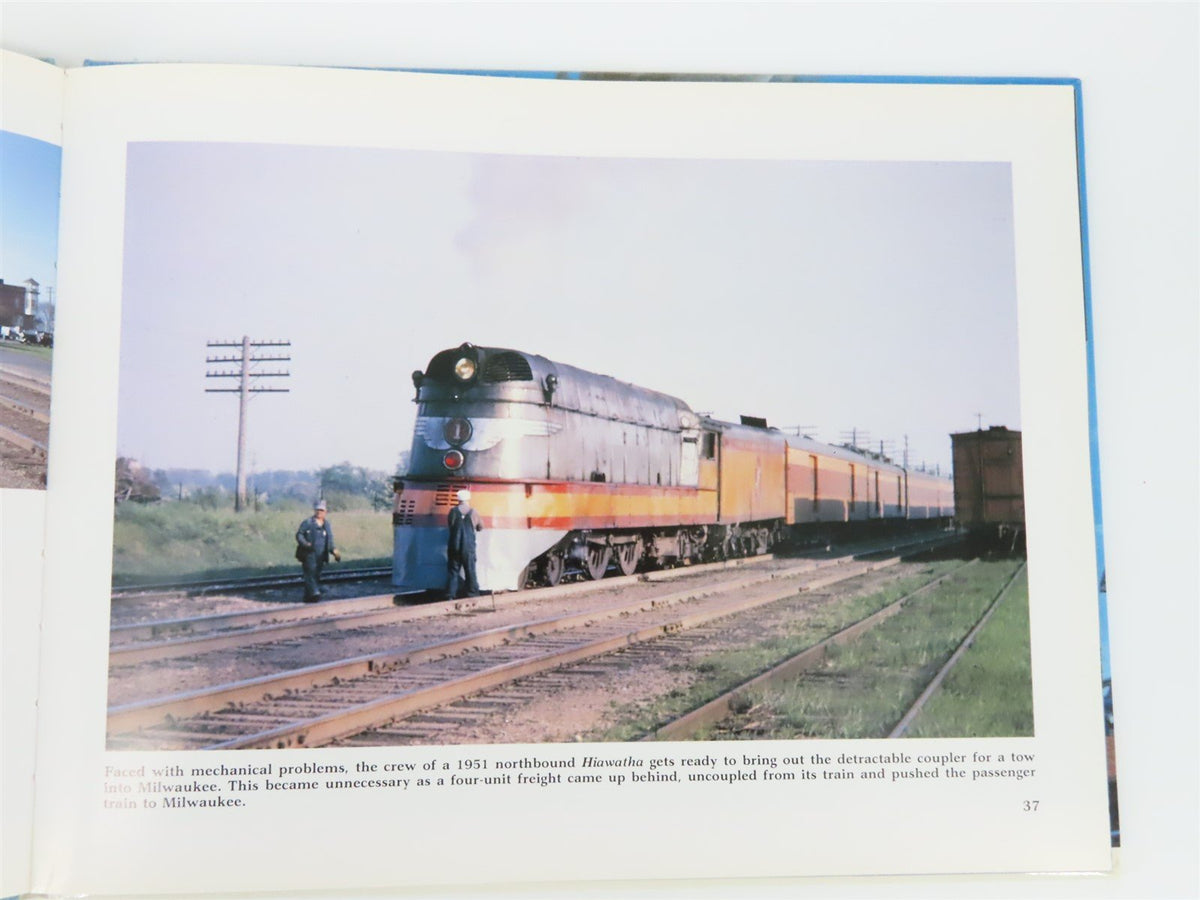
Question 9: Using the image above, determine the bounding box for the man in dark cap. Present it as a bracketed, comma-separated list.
[446, 489, 483, 598]
[296, 499, 340, 602]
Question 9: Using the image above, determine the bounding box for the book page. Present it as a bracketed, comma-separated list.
[34, 62, 1109, 895]
[0, 49, 63, 899]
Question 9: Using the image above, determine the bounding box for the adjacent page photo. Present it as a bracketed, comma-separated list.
[0, 50, 63, 900]
[32, 63, 1110, 895]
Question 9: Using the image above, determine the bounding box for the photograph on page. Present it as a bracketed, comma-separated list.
[0, 129, 58, 489]
[0, 50, 65, 900]
[34, 67, 1111, 895]
[108, 146, 1031, 752]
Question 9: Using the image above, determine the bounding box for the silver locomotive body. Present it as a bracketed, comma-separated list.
[406, 344, 697, 486]
[395, 343, 706, 592]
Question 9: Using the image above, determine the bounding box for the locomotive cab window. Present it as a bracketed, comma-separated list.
[701, 432, 717, 459]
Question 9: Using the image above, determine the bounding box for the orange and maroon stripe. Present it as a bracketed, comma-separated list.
[397, 480, 718, 530]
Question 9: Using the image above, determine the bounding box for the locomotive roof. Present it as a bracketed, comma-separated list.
[421, 345, 951, 476]
[422, 344, 695, 431]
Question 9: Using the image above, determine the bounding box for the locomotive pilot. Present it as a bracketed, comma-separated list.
[295, 499, 340, 602]
[447, 489, 483, 598]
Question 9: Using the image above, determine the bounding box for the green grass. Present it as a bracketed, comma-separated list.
[707, 560, 1029, 740]
[587, 562, 964, 741]
[112, 502, 393, 584]
[0, 342, 52, 363]
[905, 569, 1032, 737]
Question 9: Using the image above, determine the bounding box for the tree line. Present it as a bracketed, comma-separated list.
[115, 455, 408, 512]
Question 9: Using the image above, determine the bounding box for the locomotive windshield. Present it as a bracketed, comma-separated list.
[424, 345, 534, 384]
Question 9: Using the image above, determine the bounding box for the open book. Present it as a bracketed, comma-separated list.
[2, 50, 1114, 896]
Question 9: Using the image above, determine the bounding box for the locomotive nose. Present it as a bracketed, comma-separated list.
[444, 417, 473, 446]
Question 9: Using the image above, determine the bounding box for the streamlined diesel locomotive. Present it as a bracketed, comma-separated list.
[392, 343, 954, 593]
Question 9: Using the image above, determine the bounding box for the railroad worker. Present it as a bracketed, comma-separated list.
[446, 488, 483, 598]
[296, 499, 340, 602]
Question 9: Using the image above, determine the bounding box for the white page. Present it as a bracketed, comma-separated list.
[0, 50, 62, 899]
[32, 62, 1109, 895]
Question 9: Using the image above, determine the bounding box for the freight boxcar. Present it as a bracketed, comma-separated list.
[951, 426, 1025, 551]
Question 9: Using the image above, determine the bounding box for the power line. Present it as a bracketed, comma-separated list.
[205, 336, 291, 511]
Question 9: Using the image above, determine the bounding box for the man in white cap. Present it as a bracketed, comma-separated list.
[295, 499, 340, 602]
[446, 488, 483, 598]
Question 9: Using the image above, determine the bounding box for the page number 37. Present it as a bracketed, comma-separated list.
[1022, 800, 1040, 812]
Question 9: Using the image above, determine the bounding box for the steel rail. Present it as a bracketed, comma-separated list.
[111, 528, 951, 600]
[887, 560, 1027, 738]
[108, 552, 793, 664]
[640, 559, 980, 741]
[111, 565, 393, 598]
[0, 366, 51, 396]
[0, 393, 50, 423]
[110, 593, 409, 645]
[0, 423, 47, 458]
[106, 557, 843, 735]
[204, 556, 907, 750]
[110, 598, 411, 665]
[109, 534, 956, 665]
[110, 553, 776, 604]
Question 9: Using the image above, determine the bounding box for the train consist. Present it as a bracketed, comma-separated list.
[951, 426, 1025, 552]
[393, 343, 954, 593]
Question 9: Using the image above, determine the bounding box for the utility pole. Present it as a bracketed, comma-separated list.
[837, 430, 899, 461]
[205, 336, 291, 511]
[781, 424, 817, 438]
[43, 285, 54, 331]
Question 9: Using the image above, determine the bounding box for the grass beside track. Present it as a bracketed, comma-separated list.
[702, 559, 1029, 740]
[588, 562, 963, 742]
[112, 504, 393, 585]
[0, 342, 53, 364]
[905, 567, 1032, 738]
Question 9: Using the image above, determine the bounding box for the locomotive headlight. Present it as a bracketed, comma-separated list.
[442, 449, 465, 471]
[454, 357, 477, 381]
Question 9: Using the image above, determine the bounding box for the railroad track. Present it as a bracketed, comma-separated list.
[111, 565, 394, 600]
[107, 533, 956, 750]
[344, 548, 973, 747]
[107, 555, 779, 666]
[886, 560, 1027, 737]
[108, 533, 954, 665]
[0, 364, 50, 488]
[648, 558, 1027, 742]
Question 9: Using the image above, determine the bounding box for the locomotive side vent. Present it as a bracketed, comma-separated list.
[483, 352, 533, 383]
[394, 498, 417, 525]
[434, 484, 456, 507]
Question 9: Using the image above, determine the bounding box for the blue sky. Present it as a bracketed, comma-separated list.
[0, 130, 61, 297]
[117, 143, 1019, 476]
